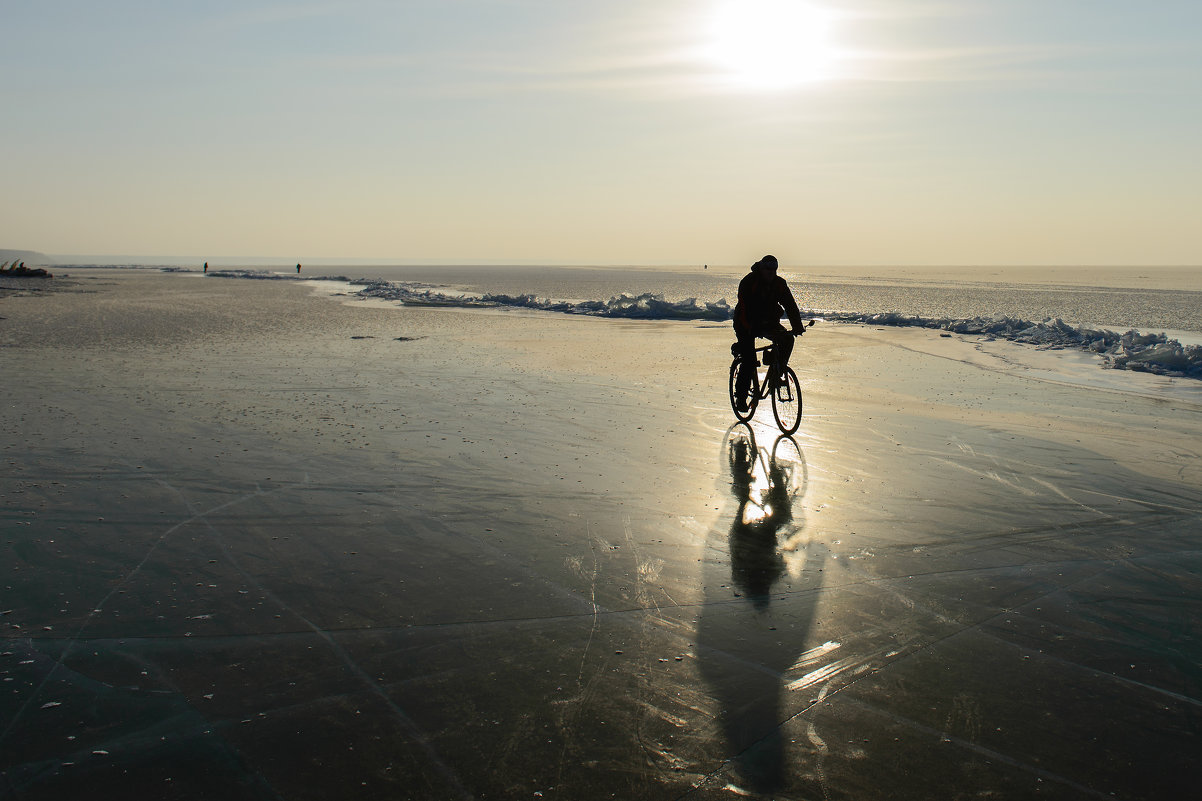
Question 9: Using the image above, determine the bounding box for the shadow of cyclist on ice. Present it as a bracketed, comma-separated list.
[695, 423, 828, 796]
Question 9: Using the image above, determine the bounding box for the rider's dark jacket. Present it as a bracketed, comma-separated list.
[734, 271, 803, 335]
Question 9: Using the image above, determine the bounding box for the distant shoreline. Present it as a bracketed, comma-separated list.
[39, 260, 1202, 292]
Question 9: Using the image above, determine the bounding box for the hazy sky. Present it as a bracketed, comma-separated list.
[4, 0, 1200, 266]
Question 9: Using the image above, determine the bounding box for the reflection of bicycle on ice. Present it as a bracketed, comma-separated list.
[726, 424, 807, 502]
[723, 423, 811, 607]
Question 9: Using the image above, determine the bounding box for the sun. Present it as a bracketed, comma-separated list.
[707, 0, 840, 90]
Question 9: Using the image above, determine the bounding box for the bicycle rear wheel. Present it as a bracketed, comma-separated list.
[729, 359, 758, 422]
[771, 367, 803, 434]
[770, 434, 807, 497]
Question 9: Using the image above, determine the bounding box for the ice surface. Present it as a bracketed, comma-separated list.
[3, 269, 1201, 799]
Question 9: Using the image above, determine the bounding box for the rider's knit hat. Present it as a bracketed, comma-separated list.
[754, 254, 778, 271]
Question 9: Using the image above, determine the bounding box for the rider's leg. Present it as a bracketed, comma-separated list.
[734, 326, 757, 399]
[771, 328, 795, 369]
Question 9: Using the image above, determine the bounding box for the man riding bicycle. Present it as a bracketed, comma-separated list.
[732, 255, 804, 412]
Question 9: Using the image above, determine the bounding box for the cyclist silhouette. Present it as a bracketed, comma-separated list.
[732, 255, 803, 411]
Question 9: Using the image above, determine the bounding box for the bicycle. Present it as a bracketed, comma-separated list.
[728, 321, 816, 434]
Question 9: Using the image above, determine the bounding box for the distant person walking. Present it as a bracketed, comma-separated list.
[296, 263, 301, 274]
[732, 255, 803, 411]
[203, 262, 208, 273]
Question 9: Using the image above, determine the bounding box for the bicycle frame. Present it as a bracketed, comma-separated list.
[751, 344, 784, 399]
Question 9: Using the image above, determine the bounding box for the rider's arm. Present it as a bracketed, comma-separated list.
[779, 279, 804, 332]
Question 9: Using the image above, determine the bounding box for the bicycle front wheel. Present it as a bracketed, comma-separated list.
[729, 359, 758, 422]
[771, 367, 803, 434]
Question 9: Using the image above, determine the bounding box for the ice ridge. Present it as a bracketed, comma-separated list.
[351, 279, 732, 321]
[830, 311, 1202, 379]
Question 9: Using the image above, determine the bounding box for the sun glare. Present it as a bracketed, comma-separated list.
[707, 0, 840, 90]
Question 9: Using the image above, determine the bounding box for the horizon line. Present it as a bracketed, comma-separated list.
[14, 253, 1202, 270]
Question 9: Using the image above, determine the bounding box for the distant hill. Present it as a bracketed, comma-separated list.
[0, 249, 51, 267]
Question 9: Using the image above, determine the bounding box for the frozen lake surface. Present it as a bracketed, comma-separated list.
[2, 270, 1200, 799]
